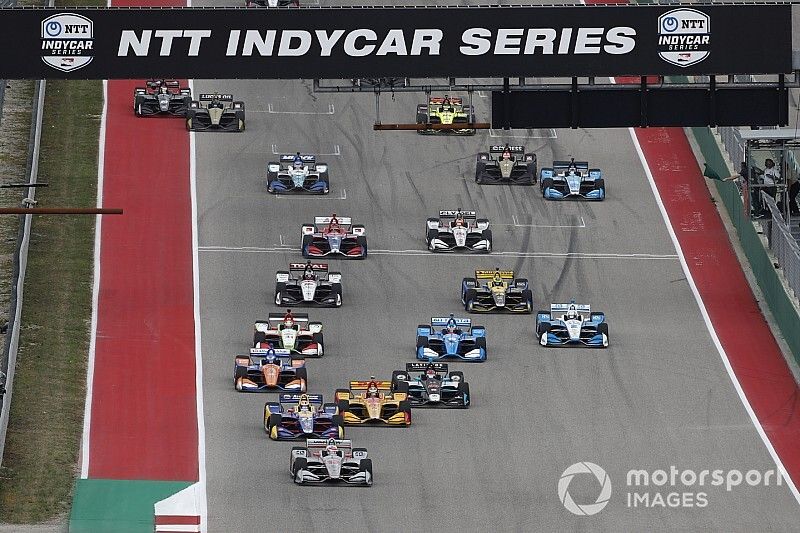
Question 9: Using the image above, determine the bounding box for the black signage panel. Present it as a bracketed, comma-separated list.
[0, 5, 791, 79]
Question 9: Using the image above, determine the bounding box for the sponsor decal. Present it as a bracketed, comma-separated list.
[657, 8, 711, 67]
[41, 13, 94, 72]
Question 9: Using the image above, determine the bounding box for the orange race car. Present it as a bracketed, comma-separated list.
[335, 378, 411, 426]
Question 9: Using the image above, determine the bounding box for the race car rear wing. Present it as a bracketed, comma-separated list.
[431, 316, 472, 327]
[439, 210, 476, 219]
[280, 154, 316, 164]
[429, 97, 462, 105]
[475, 270, 514, 279]
[314, 216, 353, 226]
[551, 303, 591, 315]
[349, 380, 392, 391]
[279, 393, 323, 405]
[489, 145, 525, 153]
[289, 262, 328, 272]
[406, 362, 448, 373]
[307, 438, 352, 449]
[264, 313, 310, 324]
[553, 160, 589, 171]
[198, 93, 233, 101]
[250, 347, 292, 357]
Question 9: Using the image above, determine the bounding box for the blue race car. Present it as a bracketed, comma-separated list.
[540, 159, 605, 200]
[267, 153, 329, 195]
[536, 302, 609, 348]
[416, 315, 486, 362]
[264, 393, 344, 441]
[233, 348, 307, 392]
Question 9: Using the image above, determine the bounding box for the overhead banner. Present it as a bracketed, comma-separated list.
[0, 5, 791, 79]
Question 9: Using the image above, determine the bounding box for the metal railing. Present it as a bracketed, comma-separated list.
[760, 192, 800, 300]
[0, 79, 45, 465]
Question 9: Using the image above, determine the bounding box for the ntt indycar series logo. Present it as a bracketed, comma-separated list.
[657, 8, 710, 68]
[41, 13, 94, 73]
[559, 462, 784, 515]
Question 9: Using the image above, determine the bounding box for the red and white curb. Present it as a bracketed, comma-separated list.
[154, 483, 203, 533]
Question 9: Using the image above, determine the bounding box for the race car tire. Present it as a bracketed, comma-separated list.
[311, 332, 324, 355]
[332, 414, 345, 436]
[541, 177, 553, 197]
[522, 289, 534, 312]
[398, 398, 411, 413]
[425, 227, 438, 250]
[598, 322, 609, 343]
[481, 229, 492, 253]
[301, 234, 313, 258]
[253, 331, 268, 346]
[357, 235, 368, 258]
[295, 367, 308, 382]
[449, 371, 464, 383]
[536, 321, 551, 336]
[461, 278, 474, 303]
[476, 336, 487, 355]
[465, 295, 476, 313]
[267, 413, 282, 439]
[336, 399, 350, 416]
[457, 382, 471, 408]
[359, 459, 374, 485]
[292, 458, 307, 484]
[331, 284, 343, 308]
[274, 282, 286, 306]
[391, 370, 407, 389]
[395, 381, 410, 394]
[595, 178, 606, 195]
[416, 335, 429, 349]
[416, 112, 428, 124]
[234, 365, 247, 385]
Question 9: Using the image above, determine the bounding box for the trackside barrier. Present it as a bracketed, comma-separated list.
[760, 192, 800, 300]
[0, 79, 45, 465]
[693, 126, 800, 364]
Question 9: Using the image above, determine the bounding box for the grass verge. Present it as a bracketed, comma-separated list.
[0, 78, 101, 522]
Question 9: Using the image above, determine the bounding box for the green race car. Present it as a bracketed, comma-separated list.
[416, 95, 476, 135]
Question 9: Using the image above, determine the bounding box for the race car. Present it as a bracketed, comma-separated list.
[416, 315, 487, 362]
[461, 269, 533, 313]
[247, 0, 299, 6]
[233, 348, 307, 392]
[475, 145, 537, 185]
[274, 261, 342, 308]
[540, 159, 606, 200]
[290, 438, 372, 486]
[391, 362, 470, 408]
[267, 153, 329, 195]
[253, 310, 324, 357]
[264, 393, 344, 441]
[185, 93, 245, 132]
[301, 214, 367, 259]
[536, 302, 609, 348]
[416, 95, 476, 135]
[335, 379, 411, 426]
[133, 79, 191, 117]
[426, 209, 491, 253]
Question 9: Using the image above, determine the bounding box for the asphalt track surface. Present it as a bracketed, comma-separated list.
[193, 5, 800, 533]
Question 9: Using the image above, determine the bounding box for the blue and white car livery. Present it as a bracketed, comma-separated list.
[536, 302, 609, 347]
[267, 153, 329, 194]
[540, 159, 605, 200]
[416, 315, 487, 361]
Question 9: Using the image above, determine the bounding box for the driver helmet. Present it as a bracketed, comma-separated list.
[293, 153, 304, 169]
[454, 211, 465, 227]
[502, 144, 512, 160]
[303, 261, 315, 280]
[160, 86, 169, 95]
[446, 317, 458, 333]
[568, 160, 578, 174]
[325, 438, 338, 454]
[492, 271, 504, 287]
[282, 310, 294, 328]
[367, 382, 378, 395]
[298, 394, 311, 410]
[425, 364, 437, 379]
[567, 305, 578, 320]
[328, 213, 340, 232]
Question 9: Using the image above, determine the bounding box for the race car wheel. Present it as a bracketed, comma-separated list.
[357, 235, 368, 258]
[301, 235, 313, 258]
[522, 289, 534, 312]
[391, 370, 407, 389]
[292, 458, 307, 484]
[266, 413, 282, 438]
[311, 332, 324, 355]
[595, 178, 606, 200]
[253, 331, 268, 346]
[332, 415, 345, 438]
[359, 459, 373, 485]
[449, 371, 465, 383]
[234, 365, 248, 382]
[336, 399, 350, 416]
[295, 367, 308, 383]
[395, 381, 410, 394]
[274, 282, 286, 306]
[536, 321, 551, 336]
[598, 322, 609, 339]
[331, 285, 342, 308]
[481, 230, 492, 253]
[398, 399, 411, 414]
[457, 382, 471, 408]
[541, 177, 553, 197]
[476, 337, 487, 356]
[416, 335, 429, 350]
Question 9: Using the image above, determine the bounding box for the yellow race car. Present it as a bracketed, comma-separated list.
[416, 96, 476, 135]
[335, 379, 411, 426]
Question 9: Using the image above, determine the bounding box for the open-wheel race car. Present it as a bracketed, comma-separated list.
[540, 159, 606, 200]
[267, 153, 329, 195]
[233, 348, 307, 392]
[301, 214, 367, 259]
[186, 93, 245, 132]
[335, 378, 411, 426]
[264, 393, 343, 441]
[133, 79, 191, 117]
[426, 209, 491, 253]
[290, 438, 372, 486]
[475, 144, 537, 185]
[253, 310, 324, 357]
[274, 261, 342, 308]
[416, 315, 487, 362]
[416, 95, 476, 135]
[536, 301, 609, 348]
[391, 362, 470, 408]
[461, 269, 533, 313]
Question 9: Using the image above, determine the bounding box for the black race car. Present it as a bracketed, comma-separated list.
[133, 79, 191, 117]
[391, 362, 470, 408]
[475, 145, 537, 185]
[186, 93, 245, 132]
[275, 261, 342, 308]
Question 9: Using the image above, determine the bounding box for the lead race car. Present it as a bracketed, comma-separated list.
[233, 348, 307, 392]
[185, 93, 245, 132]
[461, 268, 533, 313]
[536, 301, 609, 348]
[267, 153, 330, 195]
[253, 310, 324, 357]
[301, 214, 367, 259]
[416, 95, 476, 135]
[290, 438, 372, 486]
[133, 79, 191, 117]
[335, 378, 411, 426]
[391, 362, 470, 408]
[475, 145, 537, 185]
[416, 315, 487, 361]
[264, 393, 344, 441]
[540, 159, 606, 200]
[274, 261, 342, 308]
[426, 209, 491, 253]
